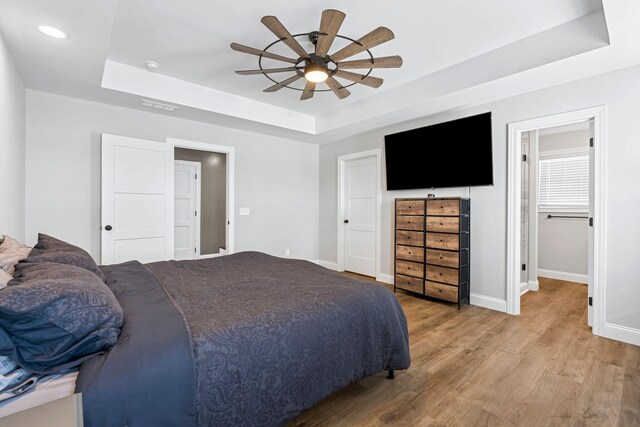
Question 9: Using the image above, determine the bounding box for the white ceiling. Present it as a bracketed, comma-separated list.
[106, 0, 602, 114]
[3, 0, 640, 143]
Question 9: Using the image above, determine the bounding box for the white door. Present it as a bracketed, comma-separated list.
[101, 134, 174, 265]
[587, 119, 595, 327]
[344, 156, 376, 276]
[174, 161, 200, 260]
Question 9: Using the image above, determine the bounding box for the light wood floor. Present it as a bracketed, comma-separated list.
[288, 276, 640, 426]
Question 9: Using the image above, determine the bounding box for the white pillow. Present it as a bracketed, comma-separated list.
[0, 270, 11, 289]
[0, 236, 32, 276]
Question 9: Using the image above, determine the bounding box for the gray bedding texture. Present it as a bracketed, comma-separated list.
[77, 252, 411, 426]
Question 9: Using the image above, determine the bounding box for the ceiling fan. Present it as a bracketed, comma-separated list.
[230, 9, 403, 100]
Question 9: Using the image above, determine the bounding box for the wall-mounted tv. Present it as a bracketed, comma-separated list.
[385, 112, 493, 190]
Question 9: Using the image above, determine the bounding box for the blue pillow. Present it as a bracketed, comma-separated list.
[17, 234, 106, 281]
[0, 262, 123, 374]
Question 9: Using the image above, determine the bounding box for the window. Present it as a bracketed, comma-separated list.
[539, 155, 589, 208]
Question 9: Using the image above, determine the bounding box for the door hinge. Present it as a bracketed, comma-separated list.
[194, 248, 197, 253]
[588, 296, 593, 306]
[195, 210, 198, 217]
[589, 137, 594, 147]
[521, 264, 526, 271]
[195, 173, 198, 179]
[589, 217, 593, 227]
[522, 154, 527, 161]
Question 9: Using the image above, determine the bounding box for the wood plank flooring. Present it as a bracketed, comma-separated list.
[288, 276, 640, 426]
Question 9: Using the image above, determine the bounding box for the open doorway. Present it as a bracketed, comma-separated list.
[507, 106, 606, 337]
[173, 147, 228, 260]
[520, 121, 591, 322]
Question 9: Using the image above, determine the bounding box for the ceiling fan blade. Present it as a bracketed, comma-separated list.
[261, 16, 309, 58]
[338, 55, 403, 70]
[300, 81, 316, 100]
[325, 76, 351, 99]
[236, 67, 298, 75]
[230, 42, 298, 64]
[315, 9, 346, 58]
[334, 70, 383, 88]
[330, 27, 395, 62]
[263, 74, 303, 92]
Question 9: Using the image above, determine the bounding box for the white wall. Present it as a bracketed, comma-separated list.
[319, 63, 640, 330]
[538, 129, 589, 151]
[0, 33, 25, 241]
[537, 129, 589, 281]
[25, 90, 319, 262]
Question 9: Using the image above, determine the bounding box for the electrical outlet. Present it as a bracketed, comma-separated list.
[285, 249, 290, 257]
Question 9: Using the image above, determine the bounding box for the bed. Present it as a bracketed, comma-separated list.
[76, 251, 410, 426]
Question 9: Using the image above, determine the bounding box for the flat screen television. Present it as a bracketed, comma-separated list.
[385, 112, 493, 190]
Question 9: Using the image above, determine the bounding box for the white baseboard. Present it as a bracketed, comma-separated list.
[538, 269, 588, 284]
[311, 260, 341, 271]
[470, 293, 507, 313]
[528, 279, 539, 291]
[602, 322, 640, 347]
[520, 282, 529, 295]
[376, 273, 393, 284]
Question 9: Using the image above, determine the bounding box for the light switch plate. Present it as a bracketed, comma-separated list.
[239, 207, 250, 216]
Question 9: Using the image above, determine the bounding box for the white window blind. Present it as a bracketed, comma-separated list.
[539, 155, 589, 207]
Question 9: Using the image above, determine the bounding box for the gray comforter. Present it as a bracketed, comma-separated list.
[77, 252, 410, 426]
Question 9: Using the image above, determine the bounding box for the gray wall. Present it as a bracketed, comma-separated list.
[174, 148, 226, 255]
[537, 211, 588, 279]
[25, 90, 319, 262]
[0, 33, 25, 241]
[319, 64, 640, 330]
[537, 129, 589, 280]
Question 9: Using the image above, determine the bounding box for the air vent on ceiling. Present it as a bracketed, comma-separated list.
[141, 99, 179, 112]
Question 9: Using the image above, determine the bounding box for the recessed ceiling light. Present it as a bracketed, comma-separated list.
[37, 25, 69, 39]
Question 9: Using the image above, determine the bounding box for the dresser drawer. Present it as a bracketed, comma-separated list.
[396, 245, 424, 262]
[426, 249, 459, 268]
[426, 216, 459, 233]
[426, 265, 459, 285]
[427, 199, 460, 216]
[425, 280, 458, 303]
[396, 230, 424, 247]
[396, 260, 424, 279]
[396, 215, 424, 231]
[426, 233, 459, 250]
[396, 200, 425, 215]
[396, 274, 423, 293]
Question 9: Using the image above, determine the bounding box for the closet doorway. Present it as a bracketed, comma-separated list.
[520, 122, 591, 320]
[507, 106, 606, 337]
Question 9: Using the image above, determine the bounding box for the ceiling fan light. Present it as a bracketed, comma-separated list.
[304, 64, 329, 83]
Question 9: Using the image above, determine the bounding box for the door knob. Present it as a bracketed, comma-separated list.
[104, 225, 113, 231]
[344, 219, 349, 224]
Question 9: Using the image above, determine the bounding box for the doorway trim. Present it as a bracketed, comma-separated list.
[337, 149, 382, 281]
[174, 160, 202, 258]
[167, 138, 235, 255]
[506, 106, 606, 337]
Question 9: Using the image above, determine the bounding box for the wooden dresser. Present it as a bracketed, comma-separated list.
[394, 197, 470, 308]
